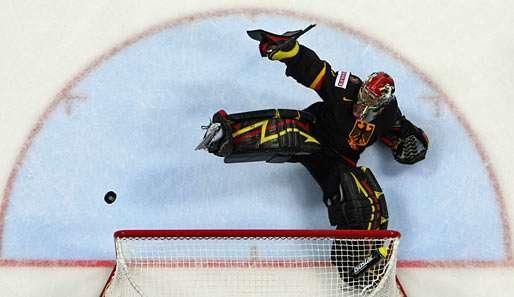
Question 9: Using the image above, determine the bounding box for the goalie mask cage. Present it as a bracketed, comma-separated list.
[100, 229, 406, 297]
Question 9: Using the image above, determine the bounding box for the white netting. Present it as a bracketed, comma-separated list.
[102, 231, 401, 297]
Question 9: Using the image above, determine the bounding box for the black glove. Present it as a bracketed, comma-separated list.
[393, 128, 429, 164]
[247, 24, 315, 60]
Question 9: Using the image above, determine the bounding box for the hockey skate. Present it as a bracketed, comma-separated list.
[195, 122, 224, 151]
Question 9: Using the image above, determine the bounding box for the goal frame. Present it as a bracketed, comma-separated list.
[100, 229, 407, 297]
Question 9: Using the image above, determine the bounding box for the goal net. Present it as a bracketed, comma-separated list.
[100, 229, 405, 297]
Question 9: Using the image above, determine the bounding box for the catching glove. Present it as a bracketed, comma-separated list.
[380, 117, 429, 165]
[393, 127, 429, 165]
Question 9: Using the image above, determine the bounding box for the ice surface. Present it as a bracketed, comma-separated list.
[2, 16, 505, 264]
[2, 2, 514, 296]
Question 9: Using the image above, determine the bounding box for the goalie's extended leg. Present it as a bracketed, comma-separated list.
[326, 166, 389, 284]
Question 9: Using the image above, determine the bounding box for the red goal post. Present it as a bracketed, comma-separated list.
[100, 229, 406, 297]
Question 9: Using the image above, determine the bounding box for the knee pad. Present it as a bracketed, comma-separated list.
[326, 167, 388, 230]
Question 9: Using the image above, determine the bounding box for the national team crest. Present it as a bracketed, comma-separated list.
[348, 119, 375, 150]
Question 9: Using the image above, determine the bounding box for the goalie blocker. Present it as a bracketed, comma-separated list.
[200, 109, 321, 163]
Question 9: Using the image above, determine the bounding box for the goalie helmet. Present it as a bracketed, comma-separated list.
[353, 72, 395, 119]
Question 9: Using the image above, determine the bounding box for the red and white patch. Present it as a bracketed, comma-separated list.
[335, 71, 350, 89]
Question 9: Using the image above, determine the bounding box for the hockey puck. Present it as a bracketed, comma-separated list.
[104, 191, 117, 204]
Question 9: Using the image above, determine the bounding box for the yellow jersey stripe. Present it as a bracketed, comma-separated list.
[309, 62, 326, 89]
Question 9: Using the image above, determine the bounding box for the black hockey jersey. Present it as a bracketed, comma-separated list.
[285, 45, 401, 167]
[281, 45, 429, 197]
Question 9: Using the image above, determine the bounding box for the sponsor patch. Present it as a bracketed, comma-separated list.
[335, 71, 350, 89]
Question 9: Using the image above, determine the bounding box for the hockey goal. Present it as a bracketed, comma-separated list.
[100, 229, 406, 297]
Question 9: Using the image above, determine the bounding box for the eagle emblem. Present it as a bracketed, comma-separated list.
[348, 119, 375, 150]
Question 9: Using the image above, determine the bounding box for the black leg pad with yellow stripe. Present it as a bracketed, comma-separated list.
[326, 167, 389, 230]
[213, 109, 321, 163]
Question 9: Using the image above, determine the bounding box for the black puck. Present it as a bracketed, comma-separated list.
[104, 191, 117, 204]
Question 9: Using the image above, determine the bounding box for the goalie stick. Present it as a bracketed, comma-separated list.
[351, 246, 390, 278]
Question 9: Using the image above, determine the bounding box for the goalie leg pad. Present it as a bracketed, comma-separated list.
[325, 166, 388, 230]
[223, 109, 320, 163]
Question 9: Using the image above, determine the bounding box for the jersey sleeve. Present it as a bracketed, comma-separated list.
[282, 45, 361, 105]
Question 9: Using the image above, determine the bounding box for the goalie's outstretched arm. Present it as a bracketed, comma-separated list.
[248, 27, 361, 106]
